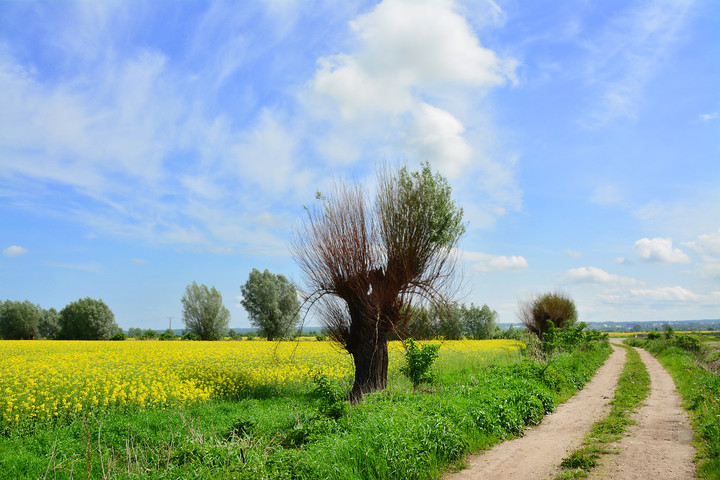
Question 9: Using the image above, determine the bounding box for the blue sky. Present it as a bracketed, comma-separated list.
[1, 0, 718, 330]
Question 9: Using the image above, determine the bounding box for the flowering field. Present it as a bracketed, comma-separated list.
[0, 339, 523, 426]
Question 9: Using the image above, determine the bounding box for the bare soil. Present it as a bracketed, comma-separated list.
[445, 341, 696, 480]
[587, 345, 695, 480]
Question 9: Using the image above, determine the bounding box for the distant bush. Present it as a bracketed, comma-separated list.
[672, 333, 701, 353]
[647, 331, 661, 340]
[140, 329, 157, 340]
[315, 334, 326, 341]
[182, 332, 200, 341]
[518, 291, 578, 341]
[110, 332, 127, 341]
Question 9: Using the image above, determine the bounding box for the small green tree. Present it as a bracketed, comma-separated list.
[0, 300, 41, 339]
[463, 303, 498, 340]
[181, 282, 230, 341]
[518, 291, 578, 341]
[240, 269, 299, 341]
[400, 339, 441, 389]
[58, 298, 118, 340]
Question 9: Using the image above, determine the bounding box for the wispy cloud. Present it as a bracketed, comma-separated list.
[579, 0, 695, 127]
[460, 250, 529, 272]
[630, 286, 700, 301]
[2, 245, 28, 257]
[699, 112, 718, 121]
[565, 266, 640, 286]
[131, 258, 149, 265]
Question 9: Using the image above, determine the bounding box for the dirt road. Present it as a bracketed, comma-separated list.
[445, 341, 696, 480]
[587, 345, 695, 480]
[446, 344, 626, 480]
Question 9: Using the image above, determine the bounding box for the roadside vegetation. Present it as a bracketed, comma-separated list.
[627, 331, 720, 479]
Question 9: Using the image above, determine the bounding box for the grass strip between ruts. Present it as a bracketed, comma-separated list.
[555, 345, 650, 479]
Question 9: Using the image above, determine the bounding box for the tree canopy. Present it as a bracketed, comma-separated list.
[240, 269, 299, 341]
[181, 282, 230, 341]
[58, 298, 118, 340]
[0, 300, 41, 340]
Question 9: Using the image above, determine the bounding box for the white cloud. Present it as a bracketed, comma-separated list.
[630, 286, 700, 302]
[699, 112, 718, 121]
[310, 0, 517, 181]
[2, 245, 28, 257]
[565, 249, 583, 259]
[132, 258, 149, 265]
[461, 250, 529, 272]
[565, 266, 640, 286]
[633, 237, 690, 264]
[682, 228, 720, 256]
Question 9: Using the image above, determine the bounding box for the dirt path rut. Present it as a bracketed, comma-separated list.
[587, 345, 695, 480]
[445, 341, 697, 480]
[445, 344, 627, 480]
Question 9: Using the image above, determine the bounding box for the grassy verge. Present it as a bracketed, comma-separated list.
[626, 336, 720, 480]
[0, 341, 611, 480]
[556, 345, 650, 479]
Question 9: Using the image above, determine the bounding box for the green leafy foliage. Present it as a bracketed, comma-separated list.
[312, 374, 347, 420]
[181, 281, 230, 341]
[58, 297, 118, 340]
[401, 339, 441, 388]
[109, 332, 127, 341]
[0, 300, 41, 339]
[240, 269, 299, 341]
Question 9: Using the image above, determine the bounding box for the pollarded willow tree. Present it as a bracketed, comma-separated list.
[291, 163, 465, 402]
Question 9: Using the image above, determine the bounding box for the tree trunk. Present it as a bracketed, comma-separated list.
[348, 322, 389, 404]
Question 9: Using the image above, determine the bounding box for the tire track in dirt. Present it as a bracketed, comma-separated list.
[587, 345, 695, 480]
[445, 344, 626, 480]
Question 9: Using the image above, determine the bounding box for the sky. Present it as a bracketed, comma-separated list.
[1, 0, 718, 331]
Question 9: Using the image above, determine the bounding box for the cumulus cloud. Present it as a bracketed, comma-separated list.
[461, 250, 529, 272]
[565, 266, 640, 286]
[310, 0, 517, 178]
[2, 245, 28, 257]
[633, 237, 690, 264]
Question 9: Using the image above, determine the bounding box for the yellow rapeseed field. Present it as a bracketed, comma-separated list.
[0, 339, 523, 425]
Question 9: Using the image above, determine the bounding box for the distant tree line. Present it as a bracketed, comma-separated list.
[0, 298, 119, 340]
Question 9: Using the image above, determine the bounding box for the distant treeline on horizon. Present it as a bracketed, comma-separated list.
[131, 319, 720, 336]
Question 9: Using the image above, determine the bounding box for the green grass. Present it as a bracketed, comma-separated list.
[626, 337, 720, 480]
[556, 345, 651, 479]
[0, 341, 611, 480]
